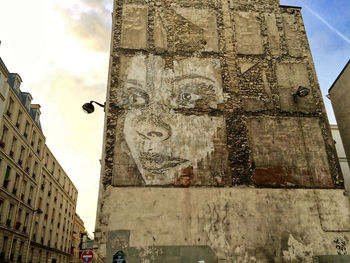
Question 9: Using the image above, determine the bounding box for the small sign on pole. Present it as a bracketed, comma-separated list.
[113, 251, 126, 263]
[81, 250, 94, 263]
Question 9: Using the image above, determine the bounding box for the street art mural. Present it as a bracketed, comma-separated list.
[113, 54, 229, 186]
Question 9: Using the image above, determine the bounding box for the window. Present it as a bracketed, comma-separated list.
[58, 169, 61, 182]
[33, 222, 38, 241]
[6, 98, 14, 117]
[45, 153, 49, 167]
[24, 213, 29, 233]
[16, 208, 22, 229]
[48, 230, 52, 246]
[30, 248, 34, 262]
[24, 121, 29, 138]
[16, 111, 22, 128]
[51, 208, 55, 221]
[37, 139, 42, 154]
[26, 154, 32, 173]
[45, 203, 49, 219]
[21, 180, 27, 200]
[0, 126, 8, 146]
[10, 239, 16, 261]
[18, 147, 25, 166]
[18, 242, 24, 262]
[13, 174, 20, 195]
[28, 186, 33, 205]
[0, 198, 3, 222]
[41, 226, 45, 244]
[55, 233, 58, 248]
[38, 197, 42, 210]
[31, 130, 36, 147]
[9, 137, 17, 158]
[7, 204, 14, 226]
[33, 161, 38, 179]
[52, 162, 55, 174]
[3, 166, 11, 188]
[1, 236, 8, 259]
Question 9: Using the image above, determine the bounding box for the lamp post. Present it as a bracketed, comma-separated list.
[293, 86, 310, 103]
[82, 101, 105, 114]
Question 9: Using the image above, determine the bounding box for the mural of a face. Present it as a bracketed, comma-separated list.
[118, 54, 225, 185]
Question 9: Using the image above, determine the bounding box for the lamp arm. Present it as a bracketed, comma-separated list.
[90, 101, 105, 108]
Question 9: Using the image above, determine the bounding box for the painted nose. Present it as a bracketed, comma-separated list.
[137, 114, 171, 141]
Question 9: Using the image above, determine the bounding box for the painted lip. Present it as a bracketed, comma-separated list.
[139, 152, 188, 173]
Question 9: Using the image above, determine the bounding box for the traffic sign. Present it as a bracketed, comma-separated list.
[81, 250, 94, 262]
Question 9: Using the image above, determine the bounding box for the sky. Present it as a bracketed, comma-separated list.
[0, 0, 349, 234]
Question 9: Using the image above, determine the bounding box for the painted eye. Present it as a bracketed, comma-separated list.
[130, 94, 146, 106]
[181, 93, 192, 102]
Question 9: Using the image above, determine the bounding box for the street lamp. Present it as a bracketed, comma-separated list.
[293, 86, 310, 103]
[82, 101, 105, 114]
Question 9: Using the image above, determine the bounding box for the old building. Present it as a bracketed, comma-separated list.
[328, 60, 350, 166]
[94, 0, 350, 262]
[71, 213, 85, 263]
[331, 125, 350, 194]
[0, 57, 78, 263]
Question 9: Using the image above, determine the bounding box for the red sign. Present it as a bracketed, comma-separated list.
[81, 250, 94, 262]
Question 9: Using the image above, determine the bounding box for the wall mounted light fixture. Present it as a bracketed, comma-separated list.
[293, 86, 310, 103]
[82, 101, 105, 114]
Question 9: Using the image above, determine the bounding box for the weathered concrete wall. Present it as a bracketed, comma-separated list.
[94, 0, 346, 261]
[329, 61, 350, 168]
[97, 188, 350, 262]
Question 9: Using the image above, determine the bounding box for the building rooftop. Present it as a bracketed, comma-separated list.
[0, 56, 42, 130]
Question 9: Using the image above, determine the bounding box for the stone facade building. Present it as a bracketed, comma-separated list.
[328, 60, 350, 167]
[94, 0, 350, 262]
[331, 125, 350, 194]
[71, 213, 85, 263]
[0, 57, 78, 263]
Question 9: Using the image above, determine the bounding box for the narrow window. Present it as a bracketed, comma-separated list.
[3, 166, 11, 188]
[9, 137, 17, 158]
[31, 130, 36, 147]
[0, 126, 8, 147]
[24, 121, 29, 138]
[6, 98, 14, 117]
[16, 111, 22, 128]
[18, 147, 25, 166]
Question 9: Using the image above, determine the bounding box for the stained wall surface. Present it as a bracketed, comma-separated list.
[94, 0, 347, 261]
[100, 188, 350, 262]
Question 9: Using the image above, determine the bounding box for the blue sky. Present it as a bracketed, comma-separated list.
[281, 0, 350, 124]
